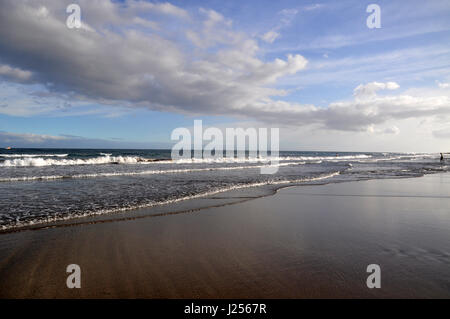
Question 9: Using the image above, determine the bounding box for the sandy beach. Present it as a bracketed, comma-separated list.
[1, 173, 449, 298]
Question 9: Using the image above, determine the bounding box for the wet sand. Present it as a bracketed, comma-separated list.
[0, 174, 449, 298]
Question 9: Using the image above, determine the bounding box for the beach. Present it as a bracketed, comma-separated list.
[1, 0, 449, 304]
[0, 173, 449, 298]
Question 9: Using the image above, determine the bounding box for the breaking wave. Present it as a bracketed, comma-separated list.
[0, 161, 307, 182]
[0, 149, 444, 232]
[0, 153, 68, 158]
[0, 155, 143, 167]
[0, 154, 374, 167]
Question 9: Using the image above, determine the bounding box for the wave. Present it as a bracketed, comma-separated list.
[0, 152, 438, 169]
[5, 153, 437, 168]
[0, 154, 372, 167]
[357, 153, 437, 163]
[175, 154, 372, 164]
[0, 153, 68, 158]
[0, 162, 307, 182]
[0, 155, 143, 167]
[0, 171, 340, 231]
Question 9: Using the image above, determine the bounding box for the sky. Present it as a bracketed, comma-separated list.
[0, 0, 449, 152]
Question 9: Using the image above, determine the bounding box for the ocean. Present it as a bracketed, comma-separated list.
[0, 148, 447, 231]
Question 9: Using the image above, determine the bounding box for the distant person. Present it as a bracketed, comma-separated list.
[440, 153, 444, 162]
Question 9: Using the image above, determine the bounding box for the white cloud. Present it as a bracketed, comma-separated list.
[128, 1, 189, 19]
[278, 8, 298, 28]
[261, 30, 280, 43]
[268, 0, 450, 52]
[433, 129, 450, 138]
[0, 0, 449, 144]
[384, 126, 400, 135]
[303, 4, 324, 11]
[0, 0, 309, 118]
[199, 7, 232, 28]
[0, 131, 66, 144]
[132, 17, 159, 30]
[186, 8, 238, 48]
[437, 81, 450, 88]
[279, 8, 299, 15]
[274, 45, 450, 87]
[227, 82, 450, 134]
[259, 8, 299, 45]
[353, 81, 400, 99]
[0, 131, 167, 148]
[368, 125, 400, 135]
[0, 64, 32, 82]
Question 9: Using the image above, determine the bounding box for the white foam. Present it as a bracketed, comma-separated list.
[0, 171, 340, 231]
[0, 161, 307, 182]
[0, 175, 65, 182]
[0, 153, 372, 167]
[0, 154, 68, 158]
[0, 155, 141, 167]
[358, 153, 437, 163]
[174, 154, 372, 164]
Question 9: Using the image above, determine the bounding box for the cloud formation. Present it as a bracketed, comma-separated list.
[353, 81, 400, 99]
[0, 131, 169, 148]
[0, 0, 306, 117]
[0, 0, 449, 139]
[0, 64, 33, 82]
[437, 81, 450, 89]
[261, 30, 280, 43]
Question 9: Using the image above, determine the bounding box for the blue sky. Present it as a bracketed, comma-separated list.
[0, 0, 449, 151]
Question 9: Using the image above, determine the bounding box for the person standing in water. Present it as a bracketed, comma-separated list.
[441, 153, 444, 161]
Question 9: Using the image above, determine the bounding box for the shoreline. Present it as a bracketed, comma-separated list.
[1, 173, 449, 298]
[1, 171, 344, 233]
[0, 171, 431, 234]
